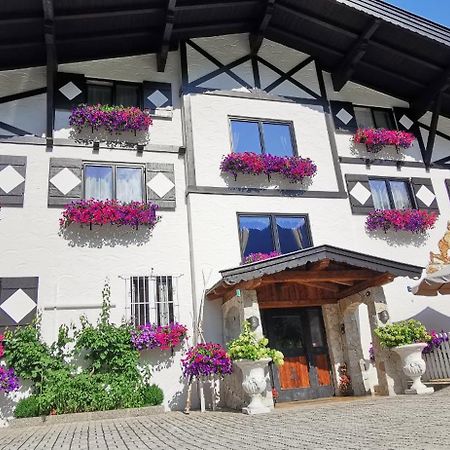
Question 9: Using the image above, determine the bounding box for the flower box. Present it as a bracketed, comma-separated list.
[69, 105, 152, 145]
[131, 323, 187, 352]
[241, 252, 281, 265]
[60, 199, 159, 230]
[220, 152, 317, 183]
[365, 209, 437, 233]
[353, 128, 415, 153]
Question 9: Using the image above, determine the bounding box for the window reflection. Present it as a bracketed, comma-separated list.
[238, 215, 274, 257]
[369, 179, 391, 210]
[275, 216, 310, 253]
[262, 123, 294, 156]
[231, 120, 262, 154]
[390, 181, 412, 209]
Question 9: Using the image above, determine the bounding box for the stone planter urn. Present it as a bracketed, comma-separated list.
[234, 358, 272, 415]
[392, 343, 434, 395]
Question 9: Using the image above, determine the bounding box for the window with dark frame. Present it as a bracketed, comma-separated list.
[130, 275, 177, 327]
[354, 106, 396, 130]
[230, 118, 296, 157]
[238, 214, 312, 258]
[83, 163, 144, 203]
[368, 178, 414, 210]
[86, 79, 141, 107]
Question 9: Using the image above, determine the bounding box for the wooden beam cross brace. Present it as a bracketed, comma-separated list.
[157, 0, 177, 72]
[424, 92, 443, 166]
[249, 0, 276, 55]
[332, 19, 381, 91]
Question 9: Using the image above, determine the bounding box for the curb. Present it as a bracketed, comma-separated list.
[8, 405, 165, 428]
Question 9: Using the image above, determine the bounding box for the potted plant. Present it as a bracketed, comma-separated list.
[374, 320, 433, 395]
[227, 321, 284, 415]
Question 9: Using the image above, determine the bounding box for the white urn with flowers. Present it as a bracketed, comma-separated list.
[227, 321, 284, 415]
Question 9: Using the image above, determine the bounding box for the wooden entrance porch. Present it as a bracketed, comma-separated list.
[207, 245, 423, 407]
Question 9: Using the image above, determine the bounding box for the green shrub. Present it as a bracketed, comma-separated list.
[141, 384, 164, 406]
[6, 281, 165, 417]
[374, 320, 430, 349]
[14, 395, 47, 418]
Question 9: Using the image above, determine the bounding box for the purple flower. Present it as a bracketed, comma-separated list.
[366, 209, 437, 234]
[182, 343, 233, 378]
[0, 366, 19, 393]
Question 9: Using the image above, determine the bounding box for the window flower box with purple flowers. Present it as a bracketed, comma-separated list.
[69, 105, 152, 145]
[60, 199, 160, 230]
[365, 209, 437, 234]
[181, 343, 233, 379]
[241, 252, 281, 265]
[131, 323, 188, 353]
[220, 152, 317, 183]
[353, 128, 415, 154]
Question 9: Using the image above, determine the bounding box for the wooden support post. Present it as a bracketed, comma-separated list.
[332, 19, 380, 91]
[249, 0, 276, 55]
[157, 0, 176, 72]
[42, 0, 56, 147]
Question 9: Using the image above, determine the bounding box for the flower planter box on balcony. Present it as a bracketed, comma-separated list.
[353, 128, 415, 154]
[220, 152, 317, 183]
[365, 209, 437, 233]
[60, 200, 160, 230]
[69, 105, 152, 146]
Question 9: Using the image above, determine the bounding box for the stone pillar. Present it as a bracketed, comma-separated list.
[220, 290, 273, 411]
[339, 295, 368, 396]
[322, 304, 345, 395]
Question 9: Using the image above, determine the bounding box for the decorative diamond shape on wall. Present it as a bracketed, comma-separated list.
[336, 108, 353, 125]
[0, 165, 25, 194]
[416, 185, 435, 207]
[350, 182, 371, 205]
[399, 114, 414, 130]
[50, 168, 81, 195]
[1, 289, 36, 324]
[147, 173, 174, 198]
[147, 90, 168, 108]
[59, 82, 82, 101]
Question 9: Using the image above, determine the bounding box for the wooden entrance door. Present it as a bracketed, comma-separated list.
[262, 307, 334, 402]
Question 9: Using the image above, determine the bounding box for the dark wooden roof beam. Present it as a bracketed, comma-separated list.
[332, 18, 381, 91]
[157, 0, 177, 72]
[249, 0, 276, 55]
[411, 66, 450, 119]
[56, 7, 162, 22]
[424, 92, 443, 166]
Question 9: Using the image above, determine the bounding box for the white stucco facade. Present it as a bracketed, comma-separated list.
[0, 32, 449, 421]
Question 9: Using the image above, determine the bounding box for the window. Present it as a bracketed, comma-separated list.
[238, 214, 312, 258]
[129, 275, 178, 326]
[230, 119, 296, 156]
[354, 106, 396, 130]
[84, 164, 144, 202]
[87, 79, 140, 107]
[368, 179, 414, 210]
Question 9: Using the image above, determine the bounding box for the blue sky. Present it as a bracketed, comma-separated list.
[386, 0, 450, 27]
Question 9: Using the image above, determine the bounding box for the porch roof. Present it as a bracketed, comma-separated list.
[206, 245, 423, 303]
[2, 1, 450, 118]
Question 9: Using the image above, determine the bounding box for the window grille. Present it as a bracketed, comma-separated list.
[128, 275, 179, 326]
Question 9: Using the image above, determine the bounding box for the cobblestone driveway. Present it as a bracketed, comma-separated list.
[1, 389, 449, 450]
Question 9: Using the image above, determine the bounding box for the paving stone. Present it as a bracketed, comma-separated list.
[1, 390, 450, 449]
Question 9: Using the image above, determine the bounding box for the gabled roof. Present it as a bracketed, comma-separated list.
[2, 0, 450, 117]
[219, 245, 424, 285]
[206, 245, 423, 302]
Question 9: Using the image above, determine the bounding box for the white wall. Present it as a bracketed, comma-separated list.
[0, 142, 193, 410]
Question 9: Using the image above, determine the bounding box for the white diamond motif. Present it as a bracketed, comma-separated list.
[147, 90, 168, 108]
[1, 289, 36, 324]
[399, 114, 414, 130]
[50, 168, 81, 195]
[59, 82, 82, 101]
[350, 182, 371, 205]
[416, 185, 435, 207]
[147, 173, 174, 198]
[0, 165, 25, 194]
[336, 108, 353, 125]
